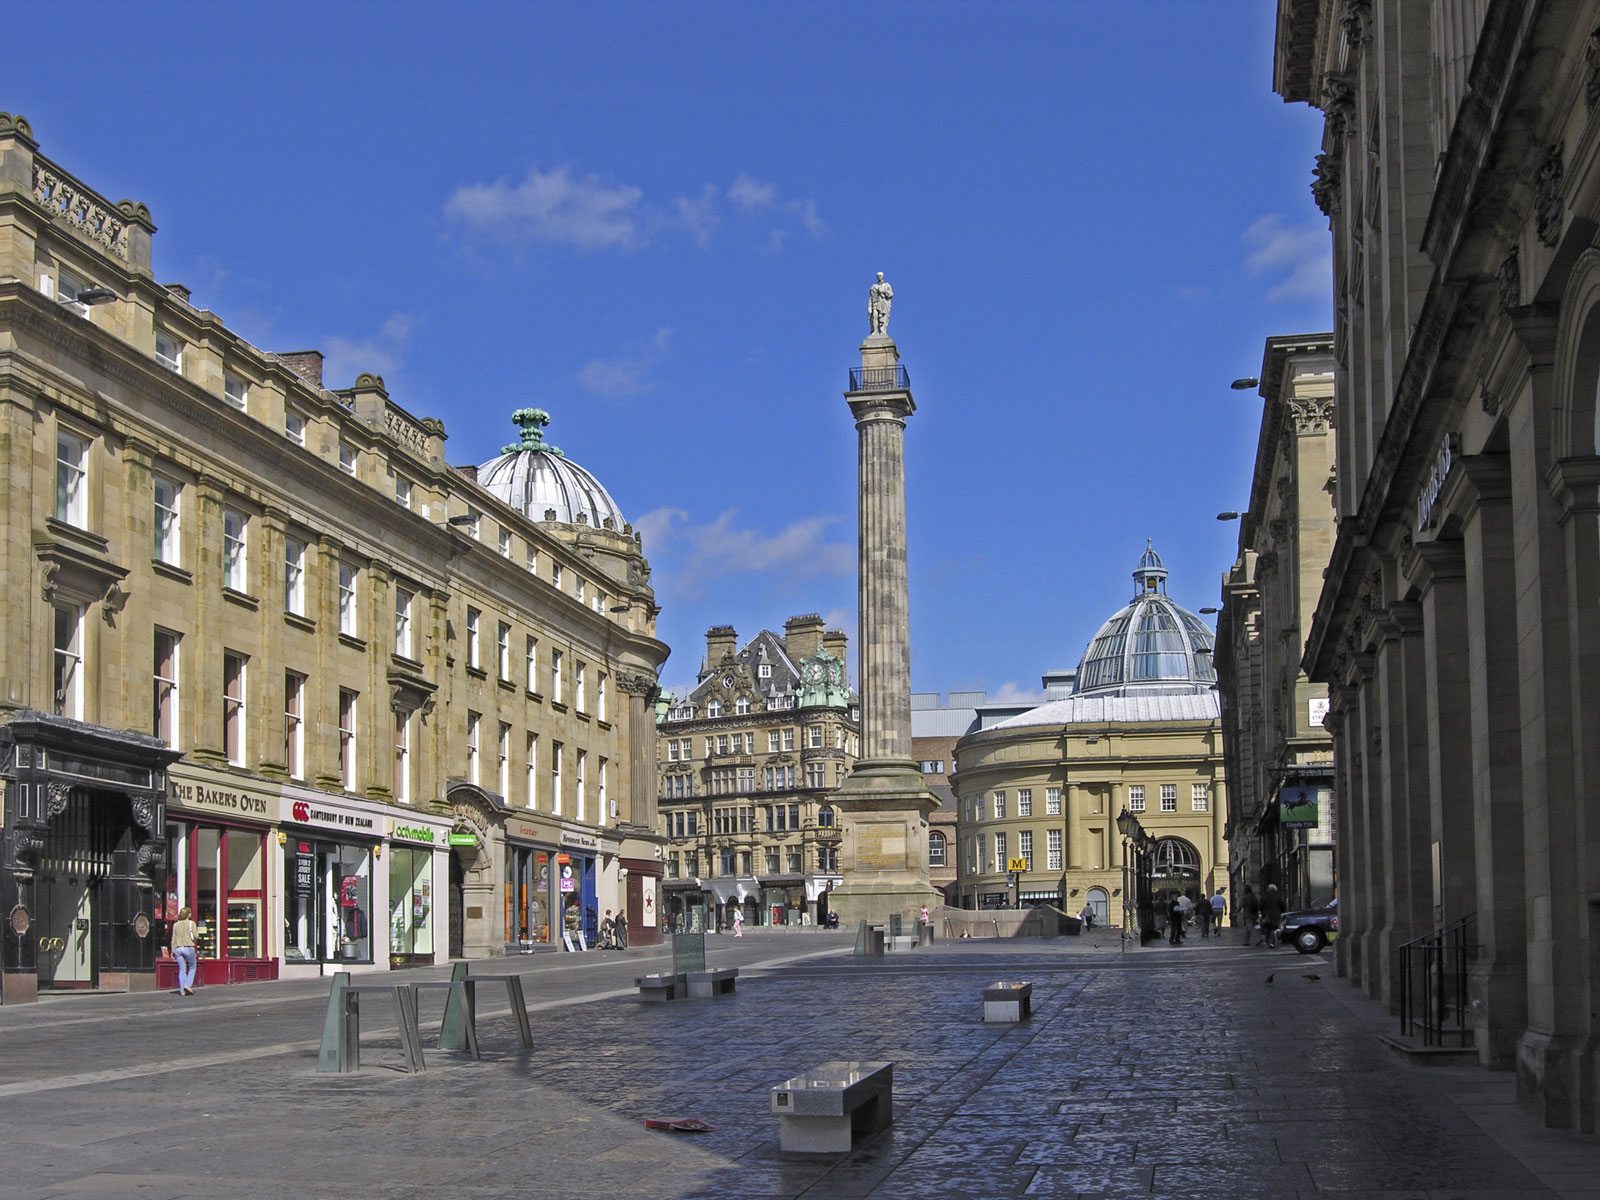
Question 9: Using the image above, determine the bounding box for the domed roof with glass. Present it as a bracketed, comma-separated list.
[1074, 542, 1216, 697]
[477, 409, 627, 529]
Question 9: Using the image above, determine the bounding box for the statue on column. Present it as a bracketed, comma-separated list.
[868, 272, 893, 337]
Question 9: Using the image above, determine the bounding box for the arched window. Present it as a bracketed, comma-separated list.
[928, 829, 947, 867]
[706, 699, 722, 718]
[817, 805, 835, 828]
[1150, 837, 1200, 880]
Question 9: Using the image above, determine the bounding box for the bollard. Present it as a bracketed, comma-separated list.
[437, 962, 472, 1050]
[317, 971, 355, 1073]
[918, 920, 933, 947]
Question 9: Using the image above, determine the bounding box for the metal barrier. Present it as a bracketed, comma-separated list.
[317, 964, 533, 1073]
[1396, 913, 1476, 1048]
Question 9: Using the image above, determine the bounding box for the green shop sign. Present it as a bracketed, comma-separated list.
[447, 832, 479, 847]
[392, 825, 436, 844]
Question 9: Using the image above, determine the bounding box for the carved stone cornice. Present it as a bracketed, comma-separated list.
[1311, 151, 1342, 217]
[1322, 75, 1357, 144]
[1289, 394, 1334, 434]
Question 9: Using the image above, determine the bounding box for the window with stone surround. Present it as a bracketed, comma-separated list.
[153, 628, 179, 744]
[1046, 786, 1062, 815]
[1192, 783, 1209, 812]
[223, 651, 247, 765]
[1128, 784, 1145, 813]
[284, 672, 305, 779]
[153, 475, 181, 565]
[56, 430, 88, 528]
[223, 509, 248, 592]
[338, 564, 358, 637]
[1160, 784, 1177, 813]
[53, 603, 83, 719]
[339, 689, 358, 790]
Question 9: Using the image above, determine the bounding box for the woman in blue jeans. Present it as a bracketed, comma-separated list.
[169, 906, 198, 995]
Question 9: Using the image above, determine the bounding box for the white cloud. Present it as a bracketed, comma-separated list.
[448, 163, 824, 252]
[321, 312, 419, 388]
[577, 325, 674, 400]
[444, 165, 644, 249]
[988, 681, 1047, 705]
[1243, 214, 1331, 303]
[634, 506, 852, 602]
[727, 171, 778, 211]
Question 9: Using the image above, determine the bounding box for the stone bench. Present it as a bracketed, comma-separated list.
[770, 1060, 893, 1153]
[636, 973, 684, 1002]
[686, 967, 737, 998]
[982, 980, 1033, 1023]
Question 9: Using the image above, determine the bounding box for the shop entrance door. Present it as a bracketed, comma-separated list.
[36, 875, 95, 988]
[448, 851, 465, 959]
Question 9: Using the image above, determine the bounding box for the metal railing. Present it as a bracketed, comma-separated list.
[1396, 912, 1476, 1048]
[848, 364, 910, 392]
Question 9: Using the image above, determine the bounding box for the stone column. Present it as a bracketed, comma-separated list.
[828, 329, 940, 930]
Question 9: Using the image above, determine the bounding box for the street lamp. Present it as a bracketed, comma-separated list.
[1230, 377, 1261, 391]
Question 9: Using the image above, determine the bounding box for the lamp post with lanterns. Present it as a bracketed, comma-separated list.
[1116, 805, 1156, 950]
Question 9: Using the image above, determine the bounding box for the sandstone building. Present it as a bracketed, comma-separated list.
[1276, 1, 1600, 1130]
[953, 549, 1228, 925]
[1216, 335, 1338, 912]
[655, 617, 856, 930]
[0, 116, 666, 1001]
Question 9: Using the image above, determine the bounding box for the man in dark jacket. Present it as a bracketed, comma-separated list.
[1259, 884, 1286, 948]
[1238, 885, 1261, 946]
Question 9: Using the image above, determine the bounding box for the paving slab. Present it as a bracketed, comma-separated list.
[0, 931, 1594, 1198]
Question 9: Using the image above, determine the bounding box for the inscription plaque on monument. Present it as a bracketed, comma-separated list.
[855, 822, 908, 870]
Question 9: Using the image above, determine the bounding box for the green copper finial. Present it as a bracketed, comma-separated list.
[503, 408, 563, 456]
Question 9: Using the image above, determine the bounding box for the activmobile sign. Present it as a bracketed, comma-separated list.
[281, 796, 375, 832]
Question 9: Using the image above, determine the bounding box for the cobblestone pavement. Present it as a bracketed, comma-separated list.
[0, 929, 1595, 1199]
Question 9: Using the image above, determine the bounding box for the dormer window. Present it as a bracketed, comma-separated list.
[759, 663, 772, 679]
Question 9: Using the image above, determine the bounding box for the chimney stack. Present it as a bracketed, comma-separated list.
[705, 625, 737, 673]
[277, 350, 325, 387]
[784, 614, 825, 663]
[822, 629, 848, 674]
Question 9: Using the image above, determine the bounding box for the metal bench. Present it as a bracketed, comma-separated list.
[686, 967, 737, 997]
[982, 980, 1033, 1023]
[770, 1060, 894, 1153]
[636, 972, 684, 1002]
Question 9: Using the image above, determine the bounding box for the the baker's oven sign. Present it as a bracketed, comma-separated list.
[284, 798, 374, 832]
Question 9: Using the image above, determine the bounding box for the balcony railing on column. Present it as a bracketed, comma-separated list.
[848, 365, 910, 392]
[1396, 913, 1477, 1048]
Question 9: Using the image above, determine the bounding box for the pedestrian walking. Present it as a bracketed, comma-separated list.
[1167, 894, 1185, 945]
[919, 904, 931, 926]
[1259, 884, 1285, 948]
[732, 907, 743, 938]
[1079, 901, 1095, 930]
[169, 906, 198, 996]
[1210, 888, 1226, 935]
[1238, 886, 1261, 946]
[615, 909, 628, 949]
[1194, 893, 1212, 937]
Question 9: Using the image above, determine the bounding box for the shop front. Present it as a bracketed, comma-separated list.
[386, 816, 451, 968]
[759, 875, 806, 925]
[502, 814, 600, 951]
[158, 766, 278, 989]
[278, 790, 381, 976]
[663, 879, 706, 934]
[0, 715, 179, 1003]
[619, 856, 663, 946]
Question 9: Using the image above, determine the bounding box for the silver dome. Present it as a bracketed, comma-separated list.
[477, 409, 627, 529]
[1073, 543, 1216, 697]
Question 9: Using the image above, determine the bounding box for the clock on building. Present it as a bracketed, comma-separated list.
[722, 674, 734, 689]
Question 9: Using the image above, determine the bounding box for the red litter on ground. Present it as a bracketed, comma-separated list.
[644, 1118, 717, 1133]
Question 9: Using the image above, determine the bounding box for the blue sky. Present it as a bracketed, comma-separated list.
[9, 1, 1330, 702]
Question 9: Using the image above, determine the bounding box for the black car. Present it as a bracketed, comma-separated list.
[1280, 899, 1338, 953]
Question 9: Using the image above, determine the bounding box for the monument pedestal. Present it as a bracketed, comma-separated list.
[827, 757, 943, 932]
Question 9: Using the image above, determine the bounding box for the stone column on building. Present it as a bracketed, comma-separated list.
[827, 284, 941, 931]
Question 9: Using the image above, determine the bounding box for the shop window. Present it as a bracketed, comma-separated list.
[162, 822, 267, 963]
[153, 628, 179, 744]
[285, 671, 306, 779]
[284, 837, 371, 963]
[153, 475, 181, 565]
[223, 509, 248, 592]
[506, 846, 553, 947]
[56, 430, 88, 528]
[338, 564, 358, 636]
[388, 844, 434, 960]
[223, 651, 247, 764]
[339, 689, 358, 789]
